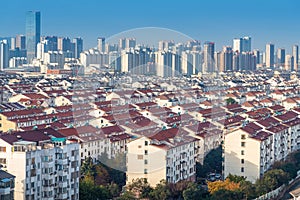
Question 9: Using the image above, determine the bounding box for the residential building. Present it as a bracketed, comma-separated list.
[0, 128, 80, 200]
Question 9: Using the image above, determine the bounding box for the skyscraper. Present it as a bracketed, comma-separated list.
[119, 38, 136, 50]
[292, 45, 298, 71]
[10, 37, 15, 50]
[265, 43, 275, 68]
[203, 42, 215, 72]
[285, 55, 294, 71]
[97, 37, 105, 52]
[233, 37, 251, 53]
[233, 38, 241, 53]
[26, 11, 41, 63]
[253, 50, 260, 64]
[0, 40, 9, 70]
[16, 35, 26, 50]
[220, 46, 233, 71]
[45, 36, 58, 51]
[277, 48, 285, 67]
[73, 37, 83, 58]
[241, 36, 251, 52]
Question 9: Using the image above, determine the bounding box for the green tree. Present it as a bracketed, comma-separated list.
[149, 180, 172, 200]
[196, 146, 222, 179]
[126, 178, 153, 199]
[210, 189, 243, 200]
[98, 153, 126, 187]
[80, 157, 96, 179]
[263, 169, 289, 189]
[116, 191, 137, 200]
[94, 164, 110, 185]
[79, 178, 110, 200]
[226, 98, 237, 105]
[227, 174, 246, 183]
[255, 169, 289, 195]
[168, 181, 191, 199]
[107, 183, 120, 198]
[240, 180, 257, 199]
[183, 183, 206, 200]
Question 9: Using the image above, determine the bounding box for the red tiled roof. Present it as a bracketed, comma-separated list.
[257, 117, 280, 128]
[267, 124, 288, 133]
[1, 108, 44, 118]
[251, 131, 272, 141]
[0, 128, 64, 145]
[100, 125, 124, 135]
[241, 122, 263, 134]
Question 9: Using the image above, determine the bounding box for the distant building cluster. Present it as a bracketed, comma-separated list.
[0, 11, 299, 77]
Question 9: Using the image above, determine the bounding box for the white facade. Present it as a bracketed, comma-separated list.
[224, 116, 300, 183]
[0, 131, 80, 200]
[127, 131, 197, 187]
[44, 51, 65, 68]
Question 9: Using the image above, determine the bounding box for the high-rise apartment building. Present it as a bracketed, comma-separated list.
[220, 46, 233, 71]
[119, 38, 136, 50]
[26, 11, 41, 63]
[16, 35, 26, 50]
[203, 42, 215, 73]
[233, 37, 251, 53]
[0, 40, 9, 70]
[73, 38, 83, 59]
[265, 43, 275, 68]
[97, 37, 105, 52]
[292, 45, 298, 71]
[277, 48, 285, 67]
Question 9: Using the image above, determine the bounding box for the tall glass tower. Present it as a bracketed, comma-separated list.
[26, 11, 41, 63]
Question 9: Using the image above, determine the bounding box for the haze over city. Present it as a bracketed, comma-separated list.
[0, 0, 300, 51]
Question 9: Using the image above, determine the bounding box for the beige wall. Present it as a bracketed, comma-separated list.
[224, 129, 261, 183]
[127, 137, 166, 187]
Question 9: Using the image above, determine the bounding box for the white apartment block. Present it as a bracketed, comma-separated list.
[127, 128, 197, 187]
[0, 128, 80, 200]
[59, 125, 131, 162]
[224, 113, 300, 183]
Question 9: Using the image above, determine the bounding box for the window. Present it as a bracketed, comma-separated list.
[137, 155, 143, 160]
[241, 142, 245, 147]
[144, 169, 148, 174]
[241, 150, 244, 155]
[0, 147, 6, 152]
[241, 134, 246, 139]
[241, 159, 244, 164]
[145, 141, 148, 146]
[0, 158, 6, 164]
[145, 150, 148, 155]
[144, 159, 148, 165]
[241, 167, 244, 172]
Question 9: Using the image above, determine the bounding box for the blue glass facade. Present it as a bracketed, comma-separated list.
[26, 11, 41, 63]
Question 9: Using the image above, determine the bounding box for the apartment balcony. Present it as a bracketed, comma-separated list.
[58, 181, 68, 188]
[0, 187, 11, 195]
[56, 159, 68, 165]
[56, 192, 68, 199]
[42, 185, 54, 191]
[57, 169, 68, 176]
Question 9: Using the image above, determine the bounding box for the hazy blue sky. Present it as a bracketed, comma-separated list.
[0, 0, 299, 52]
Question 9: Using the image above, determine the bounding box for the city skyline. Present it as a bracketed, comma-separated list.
[0, 0, 299, 51]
